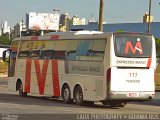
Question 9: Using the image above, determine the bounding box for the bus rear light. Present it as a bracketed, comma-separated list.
[107, 68, 111, 81]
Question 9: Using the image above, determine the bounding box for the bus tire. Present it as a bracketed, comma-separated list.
[84, 101, 94, 106]
[109, 101, 127, 107]
[18, 83, 27, 97]
[118, 102, 127, 107]
[102, 101, 127, 107]
[74, 86, 84, 106]
[62, 84, 73, 104]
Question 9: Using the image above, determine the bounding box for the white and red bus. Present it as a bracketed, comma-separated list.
[3, 31, 156, 107]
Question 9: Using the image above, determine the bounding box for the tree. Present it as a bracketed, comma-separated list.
[0, 33, 11, 45]
[156, 38, 160, 57]
[156, 38, 160, 47]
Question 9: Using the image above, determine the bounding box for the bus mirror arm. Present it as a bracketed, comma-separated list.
[2, 50, 7, 62]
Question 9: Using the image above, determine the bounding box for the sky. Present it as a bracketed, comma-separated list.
[0, 0, 160, 27]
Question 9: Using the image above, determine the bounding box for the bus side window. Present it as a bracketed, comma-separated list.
[30, 50, 40, 59]
[53, 41, 67, 60]
[78, 40, 92, 61]
[90, 40, 106, 61]
[67, 40, 79, 61]
[41, 50, 54, 59]
[53, 51, 66, 59]
[18, 51, 30, 59]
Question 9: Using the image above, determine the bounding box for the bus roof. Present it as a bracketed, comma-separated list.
[13, 31, 112, 41]
[46, 30, 103, 35]
[12, 31, 153, 42]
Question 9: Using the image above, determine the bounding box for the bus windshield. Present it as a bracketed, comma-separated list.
[114, 33, 152, 58]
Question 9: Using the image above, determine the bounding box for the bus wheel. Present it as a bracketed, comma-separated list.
[109, 101, 127, 107]
[74, 86, 84, 106]
[19, 83, 27, 97]
[118, 102, 127, 107]
[84, 101, 94, 106]
[62, 84, 73, 104]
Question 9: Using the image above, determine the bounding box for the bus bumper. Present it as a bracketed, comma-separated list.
[108, 91, 154, 101]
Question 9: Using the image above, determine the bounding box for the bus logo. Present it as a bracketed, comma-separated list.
[125, 38, 143, 54]
[25, 59, 60, 96]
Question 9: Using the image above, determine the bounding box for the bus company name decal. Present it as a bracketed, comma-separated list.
[116, 60, 146, 65]
[67, 61, 104, 76]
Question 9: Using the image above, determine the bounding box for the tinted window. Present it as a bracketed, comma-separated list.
[30, 50, 40, 59]
[67, 40, 80, 60]
[91, 40, 106, 61]
[114, 33, 152, 58]
[41, 50, 54, 59]
[18, 51, 30, 59]
[67, 39, 106, 61]
[53, 41, 67, 59]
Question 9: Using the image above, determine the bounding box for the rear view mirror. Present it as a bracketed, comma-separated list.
[2, 49, 10, 62]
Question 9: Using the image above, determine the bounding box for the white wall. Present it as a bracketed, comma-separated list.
[0, 48, 7, 58]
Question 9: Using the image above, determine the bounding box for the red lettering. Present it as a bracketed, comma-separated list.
[25, 59, 32, 92]
[34, 60, 49, 95]
[52, 60, 60, 96]
[25, 60, 60, 96]
[125, 41, 143, 54]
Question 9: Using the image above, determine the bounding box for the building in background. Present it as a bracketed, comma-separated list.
[59, 13, 71, 31]
[70, 22, 160, 38]
[143, 12, 154, 23]
[12, 20, 26, 39]
[59, 14, 86, 31]
[70, 15, 85, 26]
[1, 21, 10, 34]
[70, 12, 159, 38]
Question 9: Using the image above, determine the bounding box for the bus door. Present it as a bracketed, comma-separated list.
[3, 41, 19, 77]
[8, 51, 17, 77]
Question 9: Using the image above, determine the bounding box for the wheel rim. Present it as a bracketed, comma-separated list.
[19, 84, 23, 95]
[63, 88, 70, 101]
[76, 89, 83, 103]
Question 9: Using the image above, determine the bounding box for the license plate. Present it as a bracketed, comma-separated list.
[128, 93, 138, 97]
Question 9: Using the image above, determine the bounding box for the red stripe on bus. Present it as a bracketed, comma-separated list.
[52, 60, 60, 96]
[31, 36, 38, 40]
[50, 35, 59, 40]
[25, 59, 32, 93]
[147, 57, 152, 68]
[34, 60, 49, 95]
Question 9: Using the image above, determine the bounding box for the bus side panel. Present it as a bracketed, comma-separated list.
[61, 61, 106, 101]
[8, 77, 17, 91]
